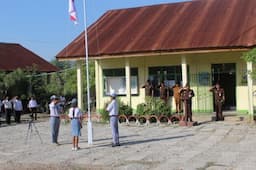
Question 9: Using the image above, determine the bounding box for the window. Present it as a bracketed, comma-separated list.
[148, 66, 182, 87]
[103, 68, 138, 96]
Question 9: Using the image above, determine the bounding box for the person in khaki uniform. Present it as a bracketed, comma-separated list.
[142, 80, 154, 97]
[158, 81, 169, 104]
[179, 83, 194, 122]
[172, 82, 182, 113]
[209, 83, 225, 121]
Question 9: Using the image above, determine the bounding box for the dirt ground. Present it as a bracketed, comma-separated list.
[0, 113, 256, 170]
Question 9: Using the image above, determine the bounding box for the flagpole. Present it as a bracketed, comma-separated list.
[82, 0, 93, 145]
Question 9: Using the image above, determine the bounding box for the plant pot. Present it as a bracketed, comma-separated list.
[138, 116, 148, 125]
[148, 115, 159, 124]
[128, 115, 137, 124]
[170, 114, 181, 123]
[118, 114, 128, 124]
[159, 115, 170, 124]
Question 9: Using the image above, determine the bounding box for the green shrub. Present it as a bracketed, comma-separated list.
[136, 103, 146, 116]
[98, 109, 109, 122]
[117, 99, 133, 116]
[136, 97, 172, 117]
[152, 98, 172, 116]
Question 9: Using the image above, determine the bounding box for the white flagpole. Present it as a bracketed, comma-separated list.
[82, 0, 93, 145]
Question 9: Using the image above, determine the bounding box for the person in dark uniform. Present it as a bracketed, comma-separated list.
[209, 83, 225, 121]
[158, 81, 169, 104]
[142, 80, 154, 97]
[172, 82, 182, 113]
[179, 83, 194, 122]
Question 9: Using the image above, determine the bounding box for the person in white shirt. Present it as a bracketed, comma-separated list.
[28, 96, 38, 120]
[68, 98, 83, 151]
[0, 99, 2, 125]
[13, 96, 23, 123]
[49, 95, 61, 145]
[106, 92, 120, 147]
[2, 96, 13, 125]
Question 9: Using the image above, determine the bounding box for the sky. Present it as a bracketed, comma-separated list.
[0, 0, 188, 62]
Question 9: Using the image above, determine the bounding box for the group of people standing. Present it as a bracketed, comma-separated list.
[142, 80, 225, 122]
[0, 96, 38, 125]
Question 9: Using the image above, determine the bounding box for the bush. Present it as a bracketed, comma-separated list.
[136, 97, 172, 117]
[152, 98, 172, 117]
[98, 109, 109, 122]
[117, 99, 133, 116]
[136, 103, 146, 116]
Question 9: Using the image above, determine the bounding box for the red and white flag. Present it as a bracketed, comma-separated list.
[69, 0, 78, 24]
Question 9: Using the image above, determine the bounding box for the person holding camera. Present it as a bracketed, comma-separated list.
[49, 95, 61, 145]
[209, 83, 225, 121]
[68, 98, 83, 151]
[28, 96, 38, 120]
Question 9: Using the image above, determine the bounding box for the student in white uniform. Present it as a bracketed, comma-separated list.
[2, 96, 13, 125]
[0, 99, 2, 125]
[49, 95, 61, 145]
[13, 96, 23, 123]
[68, 98, 83, 151]
[106, 92, 120, 147]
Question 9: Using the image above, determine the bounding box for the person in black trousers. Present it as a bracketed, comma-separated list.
[179, 84, 194, 122]
[209, 83, 225, 121]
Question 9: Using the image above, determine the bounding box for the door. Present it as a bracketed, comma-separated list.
[211, 63, 236, 110]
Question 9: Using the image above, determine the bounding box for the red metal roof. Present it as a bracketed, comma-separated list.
[57, 0, 256, 59]
[0, 43, 59, 72]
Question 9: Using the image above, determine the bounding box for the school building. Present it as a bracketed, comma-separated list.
[56, 0, 256, 115]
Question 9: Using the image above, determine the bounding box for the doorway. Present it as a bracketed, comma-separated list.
[211, 63, 236, 110]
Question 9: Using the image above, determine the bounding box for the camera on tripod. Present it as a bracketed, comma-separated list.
[29, 114, 35, 121]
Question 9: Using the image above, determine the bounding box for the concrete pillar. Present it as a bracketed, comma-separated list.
[77, 61, 84, 110]
[95, 60, 100, 110]
[247, 61, 254, 116]
[181, 56, 188, 86]
[125, 59, 131, 106]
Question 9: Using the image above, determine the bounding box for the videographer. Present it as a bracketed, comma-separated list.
[28, 96, 38, 120]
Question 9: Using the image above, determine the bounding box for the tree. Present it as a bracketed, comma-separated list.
[243, 48, 256, 79]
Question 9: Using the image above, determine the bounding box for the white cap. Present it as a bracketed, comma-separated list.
[110, 92, 116, 97]
[50, 95, 58, 100]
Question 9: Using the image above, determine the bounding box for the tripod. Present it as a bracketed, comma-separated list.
[25, 116, 43, 144]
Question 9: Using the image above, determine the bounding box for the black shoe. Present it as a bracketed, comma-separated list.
[112, 143, 121, 147]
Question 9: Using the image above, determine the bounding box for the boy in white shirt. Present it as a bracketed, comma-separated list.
[2, 96, 12, 125]
[13, 96, 23, 123]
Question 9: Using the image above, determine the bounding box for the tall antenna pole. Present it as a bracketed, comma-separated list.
[83, 0, 93, 145]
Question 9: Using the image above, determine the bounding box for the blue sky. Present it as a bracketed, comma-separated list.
[0, 0, 188, 61]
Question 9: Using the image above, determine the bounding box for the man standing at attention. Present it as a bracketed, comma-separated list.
[172, 82, 182, 113]
[180, 83, 194, 122]
[142, 80, 154, 97]
[209, 83, 225, 121]
[159, 81, 169, 104]
[106, 92, 120, 147]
